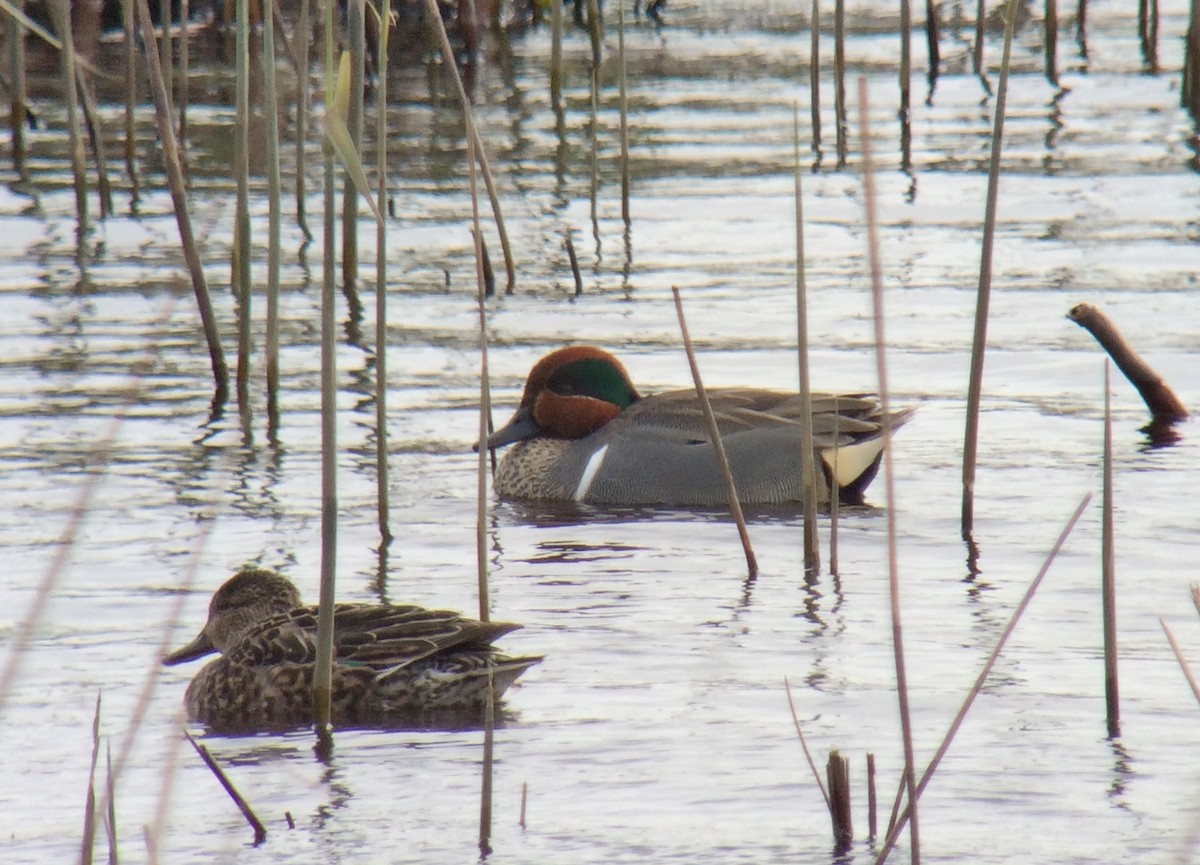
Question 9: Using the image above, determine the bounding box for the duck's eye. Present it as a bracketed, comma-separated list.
[553, 382, 576, 396]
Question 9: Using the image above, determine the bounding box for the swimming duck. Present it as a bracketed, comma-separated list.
[163, 568, 541, 732]
[483, 345, 912, 507]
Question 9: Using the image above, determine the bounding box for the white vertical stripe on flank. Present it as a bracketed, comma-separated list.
[573, 444, 610, 501]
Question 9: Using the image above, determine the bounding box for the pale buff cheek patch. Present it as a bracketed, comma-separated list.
[573, 443, 610, 501]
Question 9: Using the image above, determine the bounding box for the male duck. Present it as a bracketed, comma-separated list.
[483, 345, 913, 507]
[163, 568, 541, 732]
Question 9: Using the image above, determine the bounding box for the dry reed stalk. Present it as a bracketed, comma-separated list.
[899, 0, 911, 120]
[48, 0, 88, 226]
[158, 0, 172, 98]
[422, 0, 515, 291]
[1045, 0, 1059, 83]
[867, 752, 877, 839]
[469, 116, 492, 624]
[1192, 583, 1200, 618]
[875, 493, 1092, 864]
[829, 406, 840, 574]
[185, 732, 267, 844]
[810, 0, 821, 150]
[550, 0, 564, 119]
[784, 677, 831, 810]
[374, 0, 393, 542]
[1139, 0, 1160, 71]
[857, 75, 919, 865]
[671, 286, 759, 578]
[80, 693, 102, 865]
[103, 741, 117, 862]
[178, 0, 189, 138]
[120, 0, 138, 194]
[1102, 361, 1120, 736]
[1161, 618, 1200, 706]
[478, 667, 496, 856]
[343, 0, 366, 293]
[520, 782, 528, 828]
[925, 0, 941, 81]
[618, 2, 630, 225]
[962, 0, 1020, 539]
[8, 1, 28, 178]
[972, 0, 985, 78]
[234, 0, 253, 410]
[313, 0, 340, 732]
[827, 750, 853, 853]
[265, 0, 283, 436]
[75, 64, 114, 218]
[566, 229, 583, 295]
[834, 0, 847, 165]
[296, 0, 312, 238]
[792, 104, 819, 573]
[1067, 303, 1189, 431]
[135, 0, 229, 397]
[0, 418, 119, 714]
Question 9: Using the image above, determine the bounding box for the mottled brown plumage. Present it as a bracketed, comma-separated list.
[164, 569, 541, 733]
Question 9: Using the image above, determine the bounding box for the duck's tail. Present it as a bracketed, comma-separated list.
[819, 405, 916, 503]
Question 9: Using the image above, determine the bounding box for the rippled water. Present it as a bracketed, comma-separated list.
[3, 1, 1200, 862]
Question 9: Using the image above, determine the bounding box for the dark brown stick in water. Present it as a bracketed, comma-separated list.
[1068, 303, 1188, 425]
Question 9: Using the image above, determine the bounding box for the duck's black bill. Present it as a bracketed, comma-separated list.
[163, 631, 216, 666]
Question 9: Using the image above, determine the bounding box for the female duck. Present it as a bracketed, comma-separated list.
[163, 568, 541, 732]
[483, 345, 912, 507]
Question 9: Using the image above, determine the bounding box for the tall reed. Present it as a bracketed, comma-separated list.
[120, 0, 138, 194]
[962, 0, 1020, 539]
[375, 0, 393, 542]
[857, 76, 919, 863]
[296, 0, 313, 238]
[264, 0, 283, 434]
[7, 0, 28, 178]
[48, 0, 88, 228]
[313, 0, 340, 732]
[618, 2, 630, 224]
[343, 0, 366, 292]
[234, 0, 253, 412]
[792, 104, 819, 573]
[810, 0, 821, 151]
[1102, 362, 1119, 736]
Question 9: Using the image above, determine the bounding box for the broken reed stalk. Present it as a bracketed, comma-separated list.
[1066, 303, 1189, 433]
[792, 104, 820, 573]
[618, 3, 630, 224]
[671, 286, 759, 579]
[1102, 361, 1119, 737]
[185, 732, 267, 844]
[8, 2, 29, 178]
[827, 750, 853, 853]
[834, 0, 847, 165]
[875, 493, 1092, 864]
[295, 0, 312, 238]
[134, 0, 229, 397]
[550, 0, 564, 119]
[1161, 617, 1200, 706]
[343, 0, 366, 293]
[1045, 0, 1059, 84]
[925, 0, 941, 81]
[962, 0, 1020, 539]
[81, 693, 102, 865]
[469, 117, 492, 624]
[422, 0, 515, 291]
[867, 752, 877, 839]
[121, 0, 138, 190]
[784, 677, 831, 810]
[103, 742, 117, 861]
[566, 228, 583, 295]
[234, 0, 253, 409]
[899, 0, 911, 120]
[178, 0, 189, 138]
[265, 0, 283, 436]
[49, 0, 88, 227]
[75, 64, 114, 218]
[810, 0, 821, 150]
[375, 0, 393, 541]
[856, 76, 920, 865]
[313, 0, 339, 733]
[520, 781, 528, 828]
[478, 668, 496, 856]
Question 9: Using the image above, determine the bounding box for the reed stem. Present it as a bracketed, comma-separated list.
[49, 0, 88, 228]
[8, 0, 29, 179]
[962, 0, 1019, 539]
[343, 0, 366, 293]
[793, 103, 820, 573]
[234, 0, 253, 411]
[810, 0, 821, 151]
[375, 0, 393, 542]
[672, 286, 758, 579]
[784, 677, 831, 810]
[265, 0, 283, 436]
[618, 2, 630, 225]
[469, 112, 492, 624]
[857, 76, 919, 865]
[1102, 361, 1119, 736]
